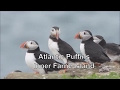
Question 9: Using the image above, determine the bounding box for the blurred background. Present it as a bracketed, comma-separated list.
[1, 11, 120, 78]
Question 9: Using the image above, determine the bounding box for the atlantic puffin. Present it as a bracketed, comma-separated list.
[74, 30, 111, 64]
[93, 35, 120, 62]
[20, 40, 66, 74]
[48, 26, 85, 65]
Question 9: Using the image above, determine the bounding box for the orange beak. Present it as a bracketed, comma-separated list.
[56, 31, 59, 40]
[20, 42, 28, 49]
[74, 33, 82, 39]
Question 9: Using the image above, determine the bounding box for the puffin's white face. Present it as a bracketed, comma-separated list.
[75, 30, 92, 41]
[93, 36, 102, 44]
[50, 27, 60, 40]
[20, 40, 39, 50]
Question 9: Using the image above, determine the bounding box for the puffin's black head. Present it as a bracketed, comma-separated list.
[52, 26, 59, 30]
[20, 40, 39, 50]
[50, 26, 60, 40]
[74, 30, 93, 41]
[32, 40, 39, 45]
[84, 30, 93, 36]
[93, 35, 106, 46]
[93, 35, 103, 43]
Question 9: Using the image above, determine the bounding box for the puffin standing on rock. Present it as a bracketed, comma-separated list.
[93, 35, 120, 62]
[74, 30, 111, 64]
[20, 40, 66, 74]
[48, 26, 86, 65]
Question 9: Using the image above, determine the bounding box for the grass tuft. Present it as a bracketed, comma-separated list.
[61, 72, 120, 79]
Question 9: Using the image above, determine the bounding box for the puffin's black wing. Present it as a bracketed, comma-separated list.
[104, 43, 120, 55]
[58, 38, 85, 62]
[118, 44, 120, 49]
[34, 51, 65, 73]
[85, 41, 111, 63]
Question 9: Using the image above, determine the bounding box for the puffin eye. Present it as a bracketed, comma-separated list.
[30, 42, 33, 44]
[52, 28, 55, 31]
[84, 32, 86, 35]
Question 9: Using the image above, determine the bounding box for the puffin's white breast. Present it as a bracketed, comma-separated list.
[80, 43, 92, 64]
[80, 43, 86, 57]
[48, 38, 67, 64]
[25, 52, 45, 74]
[48, 38, 59, 55]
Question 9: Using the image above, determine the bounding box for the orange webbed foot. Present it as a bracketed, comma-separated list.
[94, 62, 101, 66]
[59, 69, 67, 74]
[34, 72, 40, 74]
[81, 62, 89, 65]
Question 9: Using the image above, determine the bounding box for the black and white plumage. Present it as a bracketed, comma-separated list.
[20, 40, 65, 74]
[48, 26, 85, 64]
[118, 45, 120, 49]
[93, 35, 120, 62]
[74, 30, 111, 63]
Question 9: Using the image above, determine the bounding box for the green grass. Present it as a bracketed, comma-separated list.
[61, 72, 120, 79]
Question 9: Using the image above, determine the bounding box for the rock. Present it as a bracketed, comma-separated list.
[4, 72, 71, 79]
[4, 62, 120, 79]
[99, 66, 111, 72]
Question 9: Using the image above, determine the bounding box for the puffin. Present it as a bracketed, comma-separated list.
[14, 70, 22, 72]
[74, 30, 111, 64]
[48, 26, 85, 65]
[11, 70, 22, 73]
[93, 35, 120, 62]
[20, 40, 66, 74]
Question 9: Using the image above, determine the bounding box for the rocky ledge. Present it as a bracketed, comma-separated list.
[4, 62, 120, 79]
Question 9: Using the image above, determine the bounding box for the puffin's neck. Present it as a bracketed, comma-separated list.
[99, 39, 106, 47]
[49, 35, 59, 42]
[82, 37, 93, 43]
[27, 47, 40, 53]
